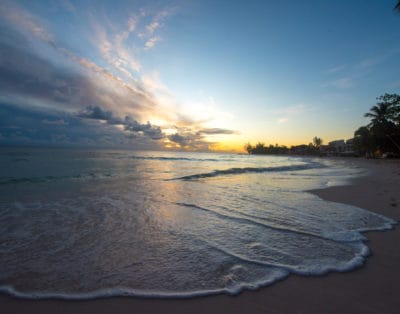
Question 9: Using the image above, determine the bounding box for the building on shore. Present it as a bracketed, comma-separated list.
[327, 139, 356, 156]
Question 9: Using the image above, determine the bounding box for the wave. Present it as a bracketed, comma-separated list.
[175, 202, 371, 243]
[0, 276, 286, 299]
[198, 237, 371, 276]
[128, 156, 222, 162]
[173, 163, 324, 180]
[0, 173, 112, 185]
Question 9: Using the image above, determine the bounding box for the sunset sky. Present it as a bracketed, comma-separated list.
[0, 0, 399, 152]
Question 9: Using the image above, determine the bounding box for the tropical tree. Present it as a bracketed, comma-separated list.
[396, 1, 400, 12]
[353, 126, 375, 157]
[251, 142, 267, 154]
[364, 103, 393, 126]
[359, 93, 400, 155]
[378, 93, 400, 125]
[244, 142, 253, 154]
[312, 136, 323, 149]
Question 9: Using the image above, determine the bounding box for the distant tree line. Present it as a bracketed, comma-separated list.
[245, 136, 323, 156]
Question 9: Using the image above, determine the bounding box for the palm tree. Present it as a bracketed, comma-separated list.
[365, 94, 400, 126]
[364, 95, 400, 153]
[354, 126, 374, 156]
[396, 1, 400, 12]
[312, 136, 323, 149]
[364, 103, 393, 126]
[244, 142, 253, 154]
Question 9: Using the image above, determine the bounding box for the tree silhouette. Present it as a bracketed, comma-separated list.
[312, 136, 323, 148]
[364, 94, 399, 133]
[360, 94, 400, 155]
[396, 1, 400, 12]
[364, 103, 393, 126]
[353, 126, 374, 156]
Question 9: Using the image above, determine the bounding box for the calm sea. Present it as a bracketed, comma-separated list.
[0, 147, 395, 299]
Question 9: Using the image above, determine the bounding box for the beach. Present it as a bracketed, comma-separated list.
[1, 158, 399, 314]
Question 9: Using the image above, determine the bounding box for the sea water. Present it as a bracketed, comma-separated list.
[0, 147, 395, 299]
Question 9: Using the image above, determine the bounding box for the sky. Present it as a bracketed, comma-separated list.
[0, 0, 399, 152]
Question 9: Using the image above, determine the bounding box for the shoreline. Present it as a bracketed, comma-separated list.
[1, 158, 400, 313]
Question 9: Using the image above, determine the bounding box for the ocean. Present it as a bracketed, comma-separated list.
[0, 147, 395, 299]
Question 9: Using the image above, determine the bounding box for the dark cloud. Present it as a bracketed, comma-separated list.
[198, 128, 238, 135]
[0, 21, 156, 119]
[167, 126, 237, 149]
[0, 103, 165, 149]
[0, 103, 101, 146]
[124, 117, 164, 140]
[42, 119, 69, 125]
[77, 105, 164, 140]
[0, 28, 93, 110]
[167, 131, 215, 151]
[0, 10, 236, 151]
[77, 106, 122, 124]
[0, 22, 165, 149]
[168, 133, 189, 146]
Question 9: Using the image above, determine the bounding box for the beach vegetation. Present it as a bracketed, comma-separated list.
[245, 142, 290, 155]
[245, 140, 320, 155]
[313, 136, 323, 149]
[354, 93, 400, 157]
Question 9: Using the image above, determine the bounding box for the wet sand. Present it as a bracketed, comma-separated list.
[1, 158, 399, 313]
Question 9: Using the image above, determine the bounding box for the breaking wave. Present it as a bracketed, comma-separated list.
[173, 162, 324, 180]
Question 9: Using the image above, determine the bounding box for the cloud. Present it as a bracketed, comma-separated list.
[146, 21, 160, 35]
[123, 116, 164, 140]
[141, 7, 173, 39]
[198, 128, 238, 135]
[268, 104, 311, 125]
[0, 31, 92, 111]
[92, 20, 142, 77]
[167, 132, 211, 150]
[77, 106, 119, 123]
[326, 64, 346, 74]
[277, 118, 289, 124]
[279, 104, 308, 115]
[268, 104, 309, 117]
[127, 15, 137, 32]
[92, 5, 175, 76]
[0, 103, 167, 149]
[42, 119, 69, 126]
[0, 20, 166, 148]
[0, 2, 54, 44]
[0, 13, 161, 119]
[0, 103, 117, 147]
[165, 126, 237, 150]
[331, 77, 353, 89]
[77, 105, 164, 140]
[59, 0, 77, 14]
[356, 49, 400, 69]
[168, 133, 193, 147]
[145, 36, 161, 49]
[0, 1, 236, 151]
